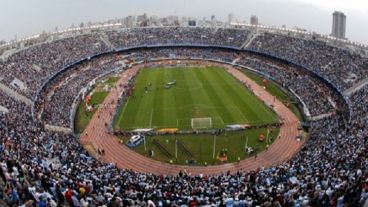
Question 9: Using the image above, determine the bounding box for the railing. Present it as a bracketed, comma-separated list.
[153, 139, 172, 158]
[177, 140, 194, 159]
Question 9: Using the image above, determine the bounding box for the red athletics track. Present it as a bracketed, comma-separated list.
[80, 65, 303, 176]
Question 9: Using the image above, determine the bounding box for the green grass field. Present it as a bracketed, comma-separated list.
[74, 76, 119, 134]
[114, 67, 279, 130]
[119, 127, 279, 165]
[72, 67, 286, 165]
[241, 70, 303, 120]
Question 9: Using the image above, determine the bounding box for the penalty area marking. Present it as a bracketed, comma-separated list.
[211, 116, 225, 125]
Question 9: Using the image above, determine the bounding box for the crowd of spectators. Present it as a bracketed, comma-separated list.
[1, 86, 367, 206]
[0, 28, 251, 102]
[247, 32, 368, 92]
[349, 84, 368, 124]
[2, 27, 366, 101]
[41, 55, 124, 128]
[236, 54, 340, 117]
[105, 27, 250, 49]
[0, 28, 367, 206]
[0, 34, 110, 99]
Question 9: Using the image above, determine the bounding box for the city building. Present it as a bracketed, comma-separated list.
[250, 15, 258, 25]
[123, 16, 135, 28]
[331, 11, 346, 39]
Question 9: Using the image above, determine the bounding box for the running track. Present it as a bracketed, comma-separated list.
[80, 65, 303, 176]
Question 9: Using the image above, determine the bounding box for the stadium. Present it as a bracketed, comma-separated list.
[0, 16, 367, 207]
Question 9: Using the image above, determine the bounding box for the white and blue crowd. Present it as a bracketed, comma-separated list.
[0, 27, 367, 206]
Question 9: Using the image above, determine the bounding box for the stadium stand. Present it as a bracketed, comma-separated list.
[0, 27, 367, 206]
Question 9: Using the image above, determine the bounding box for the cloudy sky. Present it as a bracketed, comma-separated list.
[0, 0, 367, 44]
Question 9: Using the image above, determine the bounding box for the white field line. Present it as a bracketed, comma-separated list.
[149, 109, 153, 128]
[211, 116, 225, 125]
[234, 106, 249, 122]
[117, 98, 130, 125]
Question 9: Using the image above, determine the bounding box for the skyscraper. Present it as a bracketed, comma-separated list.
[250, 15, 258, 25]
[331, 11, 346, 39]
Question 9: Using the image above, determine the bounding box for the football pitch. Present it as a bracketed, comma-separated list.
[114, 67, 279, 130]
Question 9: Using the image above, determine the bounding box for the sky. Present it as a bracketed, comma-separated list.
[0, 0, 367, 44]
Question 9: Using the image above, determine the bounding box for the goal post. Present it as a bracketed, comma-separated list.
[191, 117, 212, 130]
